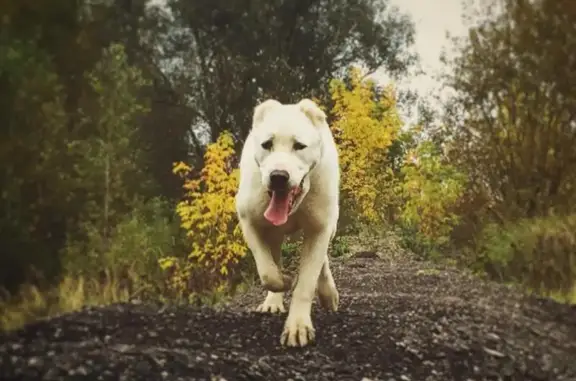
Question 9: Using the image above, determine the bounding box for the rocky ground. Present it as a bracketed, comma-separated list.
[0, 249, 575, 381]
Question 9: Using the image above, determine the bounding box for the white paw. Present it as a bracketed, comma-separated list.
[255, 292, 286, 314]
[280, 312, 315, 347]
[317, 283, 339, 312]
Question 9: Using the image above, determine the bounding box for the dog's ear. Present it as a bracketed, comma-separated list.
[298, 99, 327, 127]
[253, 99, 282, 125]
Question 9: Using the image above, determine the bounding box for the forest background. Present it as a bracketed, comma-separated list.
[1, 0, 575, 330]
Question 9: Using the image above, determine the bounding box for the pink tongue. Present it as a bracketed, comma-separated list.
[264, 192, 292, 226]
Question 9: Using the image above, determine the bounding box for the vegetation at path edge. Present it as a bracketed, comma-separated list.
[1, 0, 575, 332]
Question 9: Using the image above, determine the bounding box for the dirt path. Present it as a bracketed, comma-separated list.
[1, 253, 575, 381]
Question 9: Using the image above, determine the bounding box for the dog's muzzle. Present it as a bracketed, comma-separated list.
[269, 170, 290, 192]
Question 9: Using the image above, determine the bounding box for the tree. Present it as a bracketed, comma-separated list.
[158, 0, 417, 144]
[0, 38, 72, 290]
[63, 43, 153, 275]
[441, 0, 576, 293]
[443, 0, 576, 222]
[329, 67, 403, 228]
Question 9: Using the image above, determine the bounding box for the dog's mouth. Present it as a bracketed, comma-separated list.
[264, 178, 305, 226]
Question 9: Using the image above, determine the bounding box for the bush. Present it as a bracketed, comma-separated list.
[161, 131, 247, 297]
[398, 139, 466, 257]
[331, 235, 351, 258]
[478, 214, 576, 299]
[439, 0, 576, 298]
[62, 197, 179, 296]
[329, 67, 402, 229]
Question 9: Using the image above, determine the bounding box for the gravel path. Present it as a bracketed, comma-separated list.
[1, 253, 575, 381]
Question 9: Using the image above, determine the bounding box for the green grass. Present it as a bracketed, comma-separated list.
[540, 285, 576, 305]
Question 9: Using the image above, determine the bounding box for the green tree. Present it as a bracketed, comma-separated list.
[0, 39, 73, 290]
[442, 0, 576, 294]
[444, 0, 576, 222]
[63, 43, 153, 276]
[160, 0, 417, 143]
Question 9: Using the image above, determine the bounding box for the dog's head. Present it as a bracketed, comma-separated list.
[251, 98, 327, 226]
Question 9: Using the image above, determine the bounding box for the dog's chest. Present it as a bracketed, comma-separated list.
[281, 198, 321, 234]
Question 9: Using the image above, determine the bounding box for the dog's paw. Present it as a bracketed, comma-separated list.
[280, 313, 315, 347]
[255, 293, 286, 314]
[317, 284, 339, 312]
[261, 273, 293, 293]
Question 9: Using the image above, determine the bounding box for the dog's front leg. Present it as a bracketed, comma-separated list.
[238, 217, 291, 293]
[256, 234, 287, 313]
[280, 228, 332, 347]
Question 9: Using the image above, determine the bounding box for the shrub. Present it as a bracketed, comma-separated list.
[331, 235, 351, 258]
[329, 67, 402, 228]
[399, 139, 466, 256]
[62, 197, 178, 297]
[162, 131, 247, 296]
[478, 214, 576, 299]
[281, 239, 301, 271]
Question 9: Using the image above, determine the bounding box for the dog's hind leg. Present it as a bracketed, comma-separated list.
[238, 217, 292, 293]
[316, 255, 339, 311]
[256, 234, 287, 313]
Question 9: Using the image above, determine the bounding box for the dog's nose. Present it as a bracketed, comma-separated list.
[269, 170, 290, 191]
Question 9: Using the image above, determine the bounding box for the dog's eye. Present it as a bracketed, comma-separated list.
[293, 142, 307, 151]
[261, 140, 273, 150]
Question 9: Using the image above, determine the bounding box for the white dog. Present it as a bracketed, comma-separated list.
[235, 98, 340, 347]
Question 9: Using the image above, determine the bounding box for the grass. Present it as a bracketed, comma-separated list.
[536, 285, 576, 305]
[0, 265, 255, 333]
[3, 228, 574, 334]
[0, 272, 136, 333]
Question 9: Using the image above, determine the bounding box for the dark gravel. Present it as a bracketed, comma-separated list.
[1, 253, 575, 381]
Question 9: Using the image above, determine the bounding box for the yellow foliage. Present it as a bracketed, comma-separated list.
[164, 130, 247, 293]
[329, 67, 402, 223]
[400, 139, 466, 250]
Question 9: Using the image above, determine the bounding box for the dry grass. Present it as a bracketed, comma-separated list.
[545, 285, 576, 305]
[0, 267, 249, 333]
[0, 272, 139, 333]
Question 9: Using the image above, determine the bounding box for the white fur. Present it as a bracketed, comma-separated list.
[236, 98, 340, 347]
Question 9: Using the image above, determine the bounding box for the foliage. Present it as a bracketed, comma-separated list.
[331, 236, 351, 258]
[162, 131, 247, 296]
[0, 271, 137, 333]
[0, 37, 73, 290]
[438, 0, 576, 296]
[280, 234, 349, 271]
[0, 0, 417, 298]
[61, 43, 160, 283]
[72, 42, 152, 228]
[399, 139, 467, 255]
[162, 0, 416, 143]
[281, 239, 302, 271]
[62, 198, 178, 292]
[0, 0, 192, 293]
[329, 67, 403, 227]
[478, 214, 576, 299]
[443, 0, 576, 222]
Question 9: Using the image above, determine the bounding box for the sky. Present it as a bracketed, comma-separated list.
[371, 0, 469, 124]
